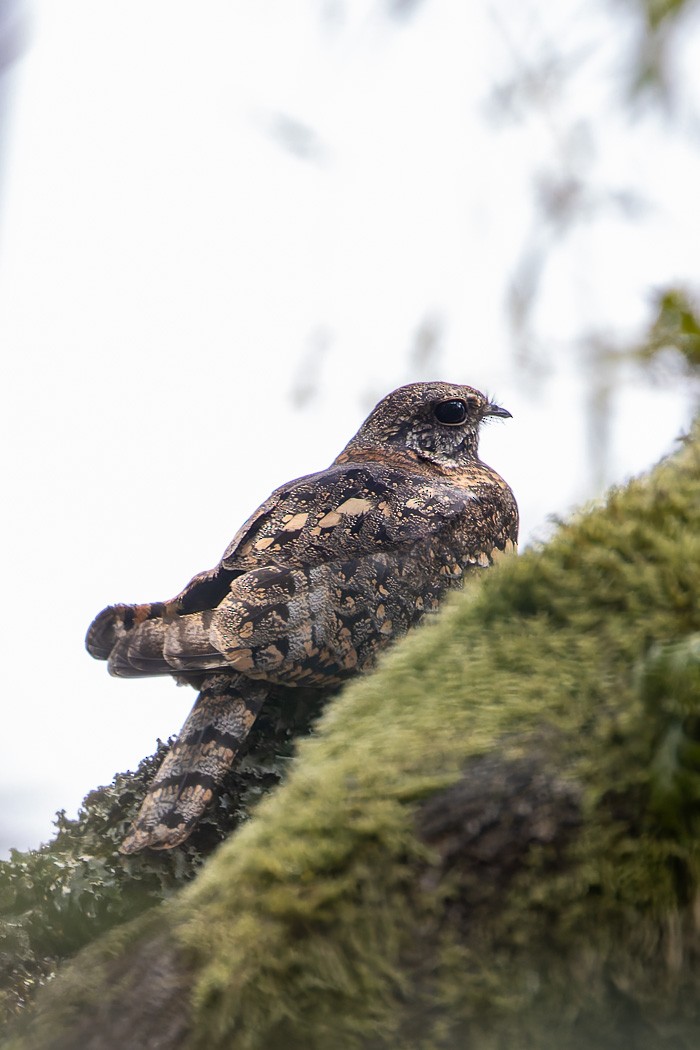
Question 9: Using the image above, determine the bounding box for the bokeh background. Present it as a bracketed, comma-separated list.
[1, 0, 699, 854]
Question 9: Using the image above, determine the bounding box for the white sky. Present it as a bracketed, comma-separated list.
[1, 0, 698, 853]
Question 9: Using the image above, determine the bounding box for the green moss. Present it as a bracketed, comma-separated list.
[156, 426, 700, 1047]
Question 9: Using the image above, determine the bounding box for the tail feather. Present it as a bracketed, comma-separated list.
[85, 602, 168, 662]
[162, 610, 231, 672]
[119, 673, 268, 853]
[85, 604, 128, 660]
[107, 619, 172, 677]
[87, 603, 231, 678]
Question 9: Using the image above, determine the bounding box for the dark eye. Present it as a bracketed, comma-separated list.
[433, 399, 468, 426]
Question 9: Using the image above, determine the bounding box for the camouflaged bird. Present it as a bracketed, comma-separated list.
[86, 382, 518, 853]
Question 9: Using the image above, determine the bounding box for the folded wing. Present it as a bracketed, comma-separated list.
[87, 462, 507, 682]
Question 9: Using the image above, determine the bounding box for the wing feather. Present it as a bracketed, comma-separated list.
[89, 460, 515, 681]
[218, 463, 477, 575]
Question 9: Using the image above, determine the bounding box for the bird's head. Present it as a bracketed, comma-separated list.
[338, 381, 511, 469]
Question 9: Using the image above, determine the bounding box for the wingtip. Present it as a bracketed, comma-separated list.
[85, 605, 123, 660]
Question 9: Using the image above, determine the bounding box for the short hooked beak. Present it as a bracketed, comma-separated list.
[483, 402, 512, 419]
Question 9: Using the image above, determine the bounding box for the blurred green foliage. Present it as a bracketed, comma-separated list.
[635, 288, 700, 373]
[626, 0, 700, 98]
[639, 635, 700, 830]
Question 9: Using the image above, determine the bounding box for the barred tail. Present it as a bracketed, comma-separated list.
[86, 602, 170, 664]
[85, 602, 230, 678]
[119, 673, 268, 854]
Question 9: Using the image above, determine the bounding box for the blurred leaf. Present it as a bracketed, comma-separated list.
[290, 326, 332, 408]
[408, 312, 445, 374]
[621, 0, 700, 103]
[634, 287, 700, 374]
[266, 112, 330, 164]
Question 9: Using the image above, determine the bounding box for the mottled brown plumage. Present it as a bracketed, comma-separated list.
[87, 381, 518, 853]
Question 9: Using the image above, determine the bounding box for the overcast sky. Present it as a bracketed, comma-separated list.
[1, 0, 698, 854]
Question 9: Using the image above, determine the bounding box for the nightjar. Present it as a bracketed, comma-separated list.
[86, 381, 518, 852]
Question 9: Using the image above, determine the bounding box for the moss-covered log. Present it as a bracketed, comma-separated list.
[3, 424, 700, 1050]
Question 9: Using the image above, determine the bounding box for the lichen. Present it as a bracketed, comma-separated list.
[0, 686, 327, 1024]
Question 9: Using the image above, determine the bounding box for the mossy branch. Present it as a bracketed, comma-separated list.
[3, 423, 700, 1050]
